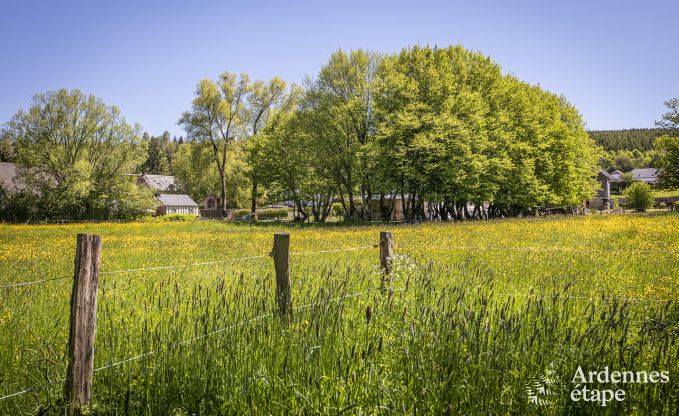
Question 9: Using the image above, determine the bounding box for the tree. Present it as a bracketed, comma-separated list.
[242, 77, 288, 219]
[654, 135, 679, 189]
[2, 89, 151, 219]
[623, 181, 654, 211]
[179, 73, 251, 216]
[374, 45, 597, 220]
[141, 132, 169, 174]
[173, 140, 249, 208]
[654, 98, 679, 190]
[656, 98, 679, 129]
[304, 49, 381, 219]
[251, 102, 335, 222]
[614, 152, 635, 172]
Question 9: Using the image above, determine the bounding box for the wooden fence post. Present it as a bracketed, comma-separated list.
[65, 234, 102, 415]
[380, 231, 394, 290]
[271, 233, 291, 320]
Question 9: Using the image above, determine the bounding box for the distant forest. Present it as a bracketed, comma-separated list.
[588, 128, 677, 151]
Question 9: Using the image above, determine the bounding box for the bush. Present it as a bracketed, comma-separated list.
[623, 182, 654, 211]
[233, 208, 289, 221]
[331, 202, 344, 217]
[258, 208, 289, 220]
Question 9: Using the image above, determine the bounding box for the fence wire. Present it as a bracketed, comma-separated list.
[0, 246, 377, 290]
[0, 288, 378, 401]
[396, 244, 679, 254]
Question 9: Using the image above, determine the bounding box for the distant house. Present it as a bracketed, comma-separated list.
[590, 170, 613, 209]
[630, 168, 658, 185]
[155, 193, 199, 216]
[137, 174, 177, 193]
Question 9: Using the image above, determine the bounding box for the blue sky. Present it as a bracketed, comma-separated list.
[1, 0, 677, 137]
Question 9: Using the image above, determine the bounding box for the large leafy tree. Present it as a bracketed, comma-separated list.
[2, 89, 151, 219]
[251, 91, 335, 222]
[374, 46, 597, 220]
[173, 140, 249, 208]
[303, 49, 381, 219]
[655, 98, 679, 190]
[179, 73, 250, 216]
[242, 77, 288, 219]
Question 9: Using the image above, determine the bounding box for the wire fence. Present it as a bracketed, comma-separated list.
[0, 287, 379, 402]
[396, 244, 679, 255]
[1, 238, 677, 402]
[0, 245, 379, 290]
[3, 241, 677, 291]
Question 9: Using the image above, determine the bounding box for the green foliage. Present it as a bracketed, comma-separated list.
[654, 135, 679, 190]
[1, 89, 150, 220]
[331, 202, 344, 217]
[173, 141, 249, 208]
[374, 46, 598, 217]
[143, 213, 198, 222]
[233, 207, 289, 220]
[656, 98, 679, 129]
[588, 128, 672, 151]
[141, 131, 177, 175]
[623, 182, 654, 211]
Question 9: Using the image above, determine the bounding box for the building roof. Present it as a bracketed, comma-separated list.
[139, 174, 176, 192]
[598, 169, 613, 180]
[630, 168, 658, 182]
[0, 162, 24, 192]
[156, 193, 198, 207]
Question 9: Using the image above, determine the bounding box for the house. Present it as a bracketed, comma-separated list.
[630, 168, 658, 185]
[137, 174, 177, 192]
[590, 170, 613, 209]
[155, 193, 199, 216]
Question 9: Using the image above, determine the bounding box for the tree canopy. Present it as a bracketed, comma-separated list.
[1, 89, 153, 220]
[654, 98, 679, 190]
[252, 46, 598, 221]
[1, 45, 605, 222]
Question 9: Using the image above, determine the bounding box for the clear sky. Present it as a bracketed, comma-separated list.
[1, 0, 677, 137]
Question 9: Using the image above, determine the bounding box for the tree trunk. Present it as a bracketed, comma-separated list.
[219, 171, 227, 218]
[250, 181, 258, 220]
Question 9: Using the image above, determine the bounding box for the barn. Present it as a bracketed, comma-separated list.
[155, 193, 199, 216]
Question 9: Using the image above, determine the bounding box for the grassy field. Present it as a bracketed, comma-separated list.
[0, 213, 678, 414]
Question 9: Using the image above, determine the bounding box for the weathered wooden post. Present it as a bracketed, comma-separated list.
[380, 231, 394, 290]
[271, 232, 291, 320]
[65, 234, 102, 415]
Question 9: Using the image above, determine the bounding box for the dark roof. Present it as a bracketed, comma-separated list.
[598, 169, 613, 180]
[156, 193, 198, 207]
[139, 174, 176, 192]
[630, 168, 658, 182]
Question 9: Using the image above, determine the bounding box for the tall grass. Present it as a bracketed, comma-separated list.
[0, 214, 677, 414]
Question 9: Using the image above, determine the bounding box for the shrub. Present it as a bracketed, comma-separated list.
[331, 202, 344, 217]
[623, 182, 654, 211]
[233, 208, 289, 221]
[258, 208, 289, 220]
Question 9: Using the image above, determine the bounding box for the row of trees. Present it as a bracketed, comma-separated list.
[2, 46, 677, 221]
[588, 128, 674, 152]
[234, 46, 600, 220]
